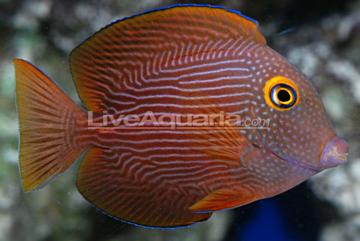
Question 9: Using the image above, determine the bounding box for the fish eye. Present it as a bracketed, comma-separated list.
[264, 76, 300, 111]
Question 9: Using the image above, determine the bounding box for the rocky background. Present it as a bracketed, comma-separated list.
[0, 0, 359, 241]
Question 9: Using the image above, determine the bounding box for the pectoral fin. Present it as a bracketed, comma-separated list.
[189, 186, 259, 212]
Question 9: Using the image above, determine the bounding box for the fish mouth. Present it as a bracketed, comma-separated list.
[319, 137, 349, 168]
[262, 137, 348, 173]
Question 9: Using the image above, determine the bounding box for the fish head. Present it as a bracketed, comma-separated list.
[247, 46, 348, 172]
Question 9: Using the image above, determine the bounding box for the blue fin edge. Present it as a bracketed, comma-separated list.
[83, 196, 211, 229]
[70, 4, 259, 59]
[110, 4, 259, 27]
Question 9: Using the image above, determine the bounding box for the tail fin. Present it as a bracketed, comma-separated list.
[14, 58, 87, 191]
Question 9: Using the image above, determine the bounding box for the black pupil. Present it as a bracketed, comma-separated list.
[277, 89, 291, 102]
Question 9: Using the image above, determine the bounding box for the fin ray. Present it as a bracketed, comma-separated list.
[15, 59, 87, 191]
[190, 186, 259, 212]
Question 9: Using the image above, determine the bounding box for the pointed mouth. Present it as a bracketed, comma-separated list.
[266, 137, 349, 172]
[320, 137, 349, 168]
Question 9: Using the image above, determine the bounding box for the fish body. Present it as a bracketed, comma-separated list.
[14, 5, 348, 228]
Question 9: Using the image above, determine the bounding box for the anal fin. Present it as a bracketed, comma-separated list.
[77, 147, 212, 228]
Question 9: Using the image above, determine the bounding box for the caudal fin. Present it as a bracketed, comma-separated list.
[14, 59, 87, 191]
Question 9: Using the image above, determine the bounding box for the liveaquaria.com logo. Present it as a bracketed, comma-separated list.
[87, 111, 271, 130]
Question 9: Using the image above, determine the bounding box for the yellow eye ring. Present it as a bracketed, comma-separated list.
[264, 76, 300, 111]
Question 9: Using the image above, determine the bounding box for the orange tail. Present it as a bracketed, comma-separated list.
[14, 58, 87, 191]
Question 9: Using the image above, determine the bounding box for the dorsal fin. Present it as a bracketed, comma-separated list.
[70, 4, 266, 112]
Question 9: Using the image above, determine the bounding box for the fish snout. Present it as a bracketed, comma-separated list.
[320, 137, 349, 168]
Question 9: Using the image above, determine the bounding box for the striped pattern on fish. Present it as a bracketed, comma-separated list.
[14, 4, 348, 228]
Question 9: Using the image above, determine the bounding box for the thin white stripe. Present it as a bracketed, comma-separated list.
[105, 92, 253, 101]
[106, 100, 253, 114]
[179, 75, 253, 85]
[143, 67, 250, 83]
[122, 82, 252, 93]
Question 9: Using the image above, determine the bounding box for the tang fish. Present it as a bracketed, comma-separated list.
[14, 4, 348, 228]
